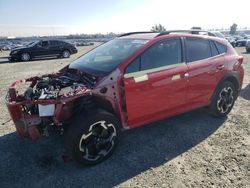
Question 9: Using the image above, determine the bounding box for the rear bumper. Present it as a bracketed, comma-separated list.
[71, 48, 78, 54]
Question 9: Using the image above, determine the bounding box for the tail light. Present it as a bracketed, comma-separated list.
[72, 42, 77, 48]
[237, 56, 244, 65]
[233, 56, 244, 70]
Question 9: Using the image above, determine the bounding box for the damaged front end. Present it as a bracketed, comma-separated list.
[6, 69, 97, 140]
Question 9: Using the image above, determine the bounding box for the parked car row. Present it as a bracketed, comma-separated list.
[209, 31, 236, 48]
[75, 41, 94, 46]
[0, 42, 24, 51]
[211, 32, 250, 52]
[227, 35, 250, 47]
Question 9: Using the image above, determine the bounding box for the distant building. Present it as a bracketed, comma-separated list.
[191, 26, 202, 30]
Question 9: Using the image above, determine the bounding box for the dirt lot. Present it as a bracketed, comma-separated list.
[0, 45, 249, 188]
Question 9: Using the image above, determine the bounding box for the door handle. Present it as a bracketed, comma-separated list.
[216, 65, 225, 70]
[180, 72, 189, 79]
[184, 73, 189, 77]
[173, 73, 189, 80]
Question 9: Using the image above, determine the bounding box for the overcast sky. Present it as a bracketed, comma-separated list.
[0, 0, 249, 37]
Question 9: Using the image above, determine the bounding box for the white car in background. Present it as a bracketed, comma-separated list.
[246, 39, 250, 53]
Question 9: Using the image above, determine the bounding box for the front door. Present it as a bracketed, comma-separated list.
[123, 38, 189, 127]
[32, 41, 50, 57]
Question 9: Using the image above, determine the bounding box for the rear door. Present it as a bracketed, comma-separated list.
[48, 40, 61, 55]
[123, 38, 189, 127]
[185, 37, 227, 107]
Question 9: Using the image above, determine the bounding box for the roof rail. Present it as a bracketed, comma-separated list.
[157, 30, 216, 37]
[119, 31, 157, 37]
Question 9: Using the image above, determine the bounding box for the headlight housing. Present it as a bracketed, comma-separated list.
[11, 50, 18, 54]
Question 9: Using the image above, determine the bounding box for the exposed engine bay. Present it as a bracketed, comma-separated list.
[25, 69, 97, 101]
[6, 69, 100, 139]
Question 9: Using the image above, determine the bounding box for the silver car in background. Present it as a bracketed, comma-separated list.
[246, 39, 250, 53]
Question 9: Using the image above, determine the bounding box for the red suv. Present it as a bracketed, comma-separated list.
[6, 31, 244, 165]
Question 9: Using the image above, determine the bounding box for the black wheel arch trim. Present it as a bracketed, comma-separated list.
[211, 72, 241, 101]
[20, 51, 32, 59]
[62, 48, 72, 54]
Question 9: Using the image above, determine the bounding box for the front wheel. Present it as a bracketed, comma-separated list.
[65, 109, 120, 165]
[210, 81, 237, 117]
[21, 53, 31, 61]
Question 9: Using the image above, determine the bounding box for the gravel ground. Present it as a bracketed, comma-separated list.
[0, 46, 249, 188]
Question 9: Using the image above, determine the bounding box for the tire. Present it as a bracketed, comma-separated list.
[21, 52, 31, 61]
[8, 58, 14, 62]
[210, 81, 237, 117]
[62, 50, 70, 58]
[65, 109, 120, 165]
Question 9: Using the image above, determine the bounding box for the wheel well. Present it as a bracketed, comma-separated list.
[211, 74, 240, 102]
[92, 97, 115, 115]
[21, 52, 30, 56]
[62, 49, 71, 54]
[224, 76, 240, 91]
[75, 96, 115, 115]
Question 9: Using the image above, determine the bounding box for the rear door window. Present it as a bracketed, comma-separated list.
[50, 41, 59, 46]
[186, 38, 211, 62]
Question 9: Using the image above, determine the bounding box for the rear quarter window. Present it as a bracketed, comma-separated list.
[50, 41, 59, 46]
[214, 41, 227, 54]
[209, 40, 219, 56]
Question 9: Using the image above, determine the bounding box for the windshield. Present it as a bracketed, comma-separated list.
[69, 38, 148, 76]
[26, 41, 39, 47]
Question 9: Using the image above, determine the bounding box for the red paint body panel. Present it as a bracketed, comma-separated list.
[186, 55, 227, 107]
[124, 64, 188, 127]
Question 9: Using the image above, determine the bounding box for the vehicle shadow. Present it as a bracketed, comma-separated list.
[0, 56, 65, 64]
[0, 56, 10, 64]
[240, 83, 250, 100]
[0, 109, 226, 188]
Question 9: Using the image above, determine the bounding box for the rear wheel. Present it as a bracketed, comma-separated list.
[65, 109, 120, 165]
[210, 81, 237, 117]
[21, 53, 31, 61]
[62, 50, 70, 58]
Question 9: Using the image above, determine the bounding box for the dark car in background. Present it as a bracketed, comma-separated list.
[9, 40, 77, 62]
[246, 39, 250, 53]
[235, 36, 250, 47]
[225, 37, 236, 47]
